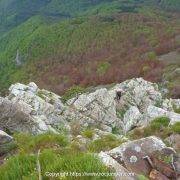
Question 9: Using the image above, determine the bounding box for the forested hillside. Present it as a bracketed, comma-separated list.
[0, 0, 179, 97]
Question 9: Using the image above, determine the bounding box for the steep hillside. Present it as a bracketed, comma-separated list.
[0, 0, 179, 97]
[160, 0, 180, 11]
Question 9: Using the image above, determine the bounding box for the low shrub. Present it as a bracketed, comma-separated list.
[88, 134, 124, 153]
[129, 116, 171, 140]
[137, 174, 149, 180]
[97, 62, 111, 75]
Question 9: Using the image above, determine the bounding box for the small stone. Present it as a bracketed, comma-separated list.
[130, 156, 138, 163]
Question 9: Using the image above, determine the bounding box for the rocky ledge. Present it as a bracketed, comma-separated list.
[0, 78, 179, 135]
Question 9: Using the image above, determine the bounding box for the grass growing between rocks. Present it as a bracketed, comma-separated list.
[14, 132, 68, 153]
[0, 154, 37, 180]
[0, 133, 115, 180]
[0, 150, 113, 180]
[82, 129, 94, 139]
[171, 122, 180, 134]
[129, 117, 180, 141]
[88, 134, 125, 153]
[128, 116, 176, 140]
[62, 85, 86, 103]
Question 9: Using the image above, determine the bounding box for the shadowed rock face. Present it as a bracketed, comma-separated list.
[0, 130, 14, 156]
[0, 97, 36, 133]
[0, 130, 13, 145]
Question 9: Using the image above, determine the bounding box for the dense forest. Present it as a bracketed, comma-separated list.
[0, 0, 179, 97]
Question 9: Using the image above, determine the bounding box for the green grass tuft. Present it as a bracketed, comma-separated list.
[82, 129, 94, 139]
[171, 122, 180, 134]
[14, 132, 68, 153]
[88, 134, 124, 153]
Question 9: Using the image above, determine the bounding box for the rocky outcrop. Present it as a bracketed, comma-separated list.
[64, 88, 120, 130]
[2, 82, 66, 134]
[108, 136, 166, 176]
[0, 130, 13, 146]
[0, 78, 179, 135]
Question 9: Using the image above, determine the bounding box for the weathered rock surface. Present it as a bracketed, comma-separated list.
[1, 82, 67, 134]
[0, 78, 179, 135]
[122, 106, 142, 132]
[99, 152, 135, 180]
[99, 136, 179, 179]
[108, 136, 166, 175]
[172, 99, 180, 109]
[65, 88, 120, 128]
[145, 105, 180, 125]
[165, 134, 180, 152]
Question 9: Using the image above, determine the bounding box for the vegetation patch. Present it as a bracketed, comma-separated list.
[62, 85, 85, 103]
[0, 149, 113, 180]
[129, 116, 172, 140]
[82, 129, 94, 139]
[14, 132, 68, 153]
[97, 62, 111, 75]
[88, 134, 125, 153]
[171, 122, 180, 134]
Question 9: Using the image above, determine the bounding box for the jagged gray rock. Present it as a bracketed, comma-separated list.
[0, 130, 13, 145]
[145, 105, 180, 125]
[0, 78, 179, 135]
[64, 88, 121, 129]
[123, 106, 142, 132]
[0, 82, 66, 134]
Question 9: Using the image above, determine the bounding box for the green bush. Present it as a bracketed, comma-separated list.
[150, 116, 170, 130]
[147, 51, 156, 60]
[88, 134, 124, 153]
[137, 174, 149, 180]
[62, 85, 85, 102]
[14, 132, 68, 153]
[171, 122, 180, 134]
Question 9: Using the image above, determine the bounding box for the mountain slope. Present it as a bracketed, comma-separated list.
[0, 0, 179, 96]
